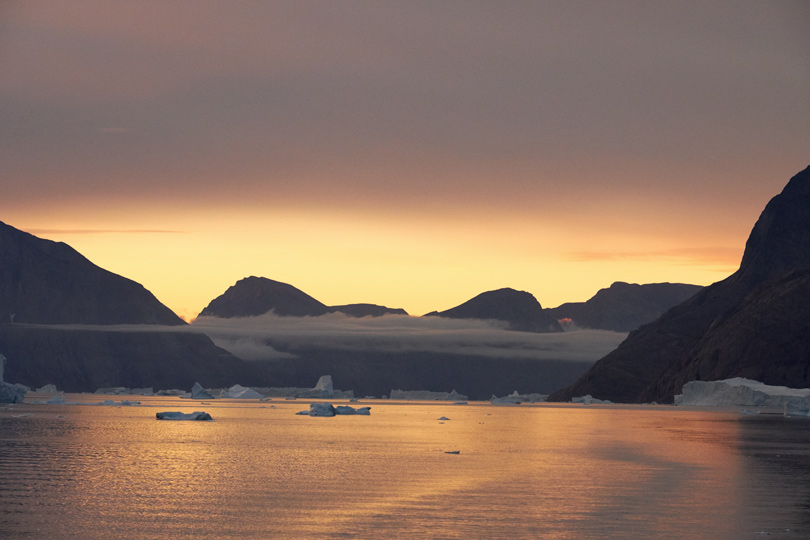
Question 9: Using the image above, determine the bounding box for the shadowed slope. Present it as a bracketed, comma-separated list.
[550, 165, 810, 403]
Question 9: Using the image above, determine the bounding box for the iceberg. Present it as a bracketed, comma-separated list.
[220, 384, 264, 399]
[95, 387, 131, 395]
[675, 378, 810, 414]
[252, 375, 353, 399]
[0, 354, 26, 404]
[334, 405, 371, 415]
[312, 375, 334, 398]
[190, 382, 214, 400]
[156, 411, 213, 421]
[389, 389, 468, 401]
[298, 403, 336, 417]
[34, 393, 65, 404]
[36, 384, 59, 393]
[297, 403, 371, 417]
[572, 394, 613, 405]
[490, 390, 547, 405]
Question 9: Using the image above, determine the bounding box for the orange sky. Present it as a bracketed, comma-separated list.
[1, 2, 807, 321]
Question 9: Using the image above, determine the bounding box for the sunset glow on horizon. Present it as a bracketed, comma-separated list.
[2, 1, 807, 321]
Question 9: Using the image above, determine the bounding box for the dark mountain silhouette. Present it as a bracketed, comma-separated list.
[550, 165, 810, 403]
[199, 276, 330, 318]
[545, 282, 703, 332]
[251, 345, 592, 400]
[1, 325, 265, 392]
[328, 304, 408, 317]
[0, 221, 184, 325]
[425, 288, 563, 333]
[198, 277, 408, 318]
[645, 267, 810, 401]
[0, 222, 266, 392]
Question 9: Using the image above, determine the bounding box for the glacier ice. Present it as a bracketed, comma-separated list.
[0, 354, 26, 404]
[252, 375, 353, 399]
[490, 390, 547, 405]
[220, 384, 264, 399]
[675, 378, 810, 415]
[156, 411, 214, 421]
[572, 394, 613, 405]
[297, 403, 371, 417]
[335, 405, 371, 415]
[389, 389, 468, 401]
[190, 382, 214, 400]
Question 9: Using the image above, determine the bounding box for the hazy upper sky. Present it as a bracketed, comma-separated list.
[1, 1, 808, 320]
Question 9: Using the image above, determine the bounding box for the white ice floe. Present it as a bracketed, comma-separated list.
[572, 394, 613, 405]
[389, 389, 468, 401]
[335, 405, 371, 415]
[254, 375, 353, 399]
[297, 403, 371, 417]
[312, 375, 334, 397]
[0, 355, 26, 404]
[190, 382, 214, 400]
[220, 384, 264, 399]
[490, 390, 548, 405]
[31, 393, 65, 404]
[156, 411, 213, 421]
[675, 378, 810, 416]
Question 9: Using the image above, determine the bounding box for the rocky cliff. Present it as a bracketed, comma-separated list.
[550, 165, 810, 403]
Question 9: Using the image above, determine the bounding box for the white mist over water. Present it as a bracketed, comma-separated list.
[2, 396, 809, 539]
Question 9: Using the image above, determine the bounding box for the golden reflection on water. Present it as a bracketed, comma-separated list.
[1, 397, 808, 539]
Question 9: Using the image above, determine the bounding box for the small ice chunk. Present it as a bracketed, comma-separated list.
[304, 403, 336, 417]
[156, 411, 213, 421]
[46, 393, 65, 404]
[335, 405, 371, 415]
[438, 416, 451, 421]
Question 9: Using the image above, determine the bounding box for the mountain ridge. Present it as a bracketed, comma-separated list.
[550, 165, 810, 403]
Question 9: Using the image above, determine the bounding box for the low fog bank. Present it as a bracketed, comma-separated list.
[189, 313, 627, 362]
[14, 314, 627, 363]
[5, 316, 628, 398]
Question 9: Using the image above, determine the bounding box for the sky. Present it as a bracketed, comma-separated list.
[1, 1, 808, 322]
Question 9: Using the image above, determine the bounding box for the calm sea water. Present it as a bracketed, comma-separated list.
[1, 395, 809, 539]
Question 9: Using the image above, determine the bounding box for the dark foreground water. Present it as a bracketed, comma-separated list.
[1, 395, 809, 539]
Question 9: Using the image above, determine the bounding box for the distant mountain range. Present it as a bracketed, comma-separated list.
[425, 288, 563, 333]
[0, 220, 262, 391]
[198, 276, 407, 319]
[198, 276, 697, 335]
[12, 163, 809, 405]
[545, 281, 703, 332]
[551, 165, 810, 403]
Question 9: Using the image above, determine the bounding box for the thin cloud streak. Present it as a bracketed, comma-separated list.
[565, 247, 742, 268]
[27, 229, 185, 235]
